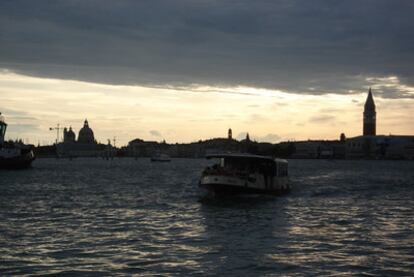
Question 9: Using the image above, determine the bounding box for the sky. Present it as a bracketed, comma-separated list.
[0, 0, 413, 145]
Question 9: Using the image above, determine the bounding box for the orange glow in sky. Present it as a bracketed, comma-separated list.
[1, 71, 413, 146]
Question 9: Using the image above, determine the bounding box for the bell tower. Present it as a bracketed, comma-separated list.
[363, 87, 376, 136]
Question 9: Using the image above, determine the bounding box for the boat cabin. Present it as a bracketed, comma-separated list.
[206, 153, 288, 177]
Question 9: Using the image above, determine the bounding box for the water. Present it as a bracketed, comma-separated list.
[1, 158, 413, 276]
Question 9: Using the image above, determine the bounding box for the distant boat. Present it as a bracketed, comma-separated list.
[199, 153, 289, 196]
[150, 153, 171, 162]
[0, 113, 35, 169]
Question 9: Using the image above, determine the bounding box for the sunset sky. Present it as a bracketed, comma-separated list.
[1, 1, 413, 145]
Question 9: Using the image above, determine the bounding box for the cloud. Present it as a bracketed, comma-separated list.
[247, 104, 260, 108]
[257, 133, 281, 143]
[0, 1, 414, 98]
[309, 115, 336, 123]
[366, 76, 414, 99]
[319, 108, 342, 113]
[6, 124, 41, 133]
[246, 113, 270, 123]
[150, 130, 162, 137]
[0, 107, 32, 118]
[0, 107, 40, 127]
[235, 132, 281, 143]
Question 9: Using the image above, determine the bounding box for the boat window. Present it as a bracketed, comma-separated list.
[220, 158, 225, 167]
[223, 158, 275, 176]
[277, 163, 288, 177]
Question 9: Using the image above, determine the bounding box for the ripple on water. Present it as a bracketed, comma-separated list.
[0, 158, 413, 276]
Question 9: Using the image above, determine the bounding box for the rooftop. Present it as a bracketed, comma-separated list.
[206, 153, 287, 163]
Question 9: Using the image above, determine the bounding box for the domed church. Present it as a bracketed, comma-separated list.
[63, 126, 76, 143]
[57, 118, 103, 157]
[78, 119, 96, 144]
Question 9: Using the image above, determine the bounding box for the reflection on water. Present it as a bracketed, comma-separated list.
[0, 158, 413, 276]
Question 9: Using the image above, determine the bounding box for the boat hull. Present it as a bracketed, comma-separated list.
[0, 150, 35, 169]
[199, 175, 289, 196]
[150, 158, 171, 162]
[200, 183, 290, 196]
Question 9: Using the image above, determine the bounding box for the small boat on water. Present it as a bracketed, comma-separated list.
[0, 113, 35, 169]
[199, 153, 289, 196]
[150, 153, 171, 162]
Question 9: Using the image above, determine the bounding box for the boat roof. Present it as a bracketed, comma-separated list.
[206, 153, 287, 163]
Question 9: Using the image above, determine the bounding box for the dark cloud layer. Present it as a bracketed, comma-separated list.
[1, 0, 413, 98]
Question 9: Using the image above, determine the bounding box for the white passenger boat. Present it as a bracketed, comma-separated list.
[200, 154, 289, 196]
[0, 113, 35, 169]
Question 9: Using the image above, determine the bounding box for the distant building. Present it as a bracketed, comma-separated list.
[63, 127, 76, 143]
[345, 136, 376, 159]
[386, 137, 414, 160]
[291, 140, 345, 159]
[78, 119, 96, 144]
[228, 128, 232, 140]
[363, 87, 376, 136]
[342, 87, 414, 159]
[346, 135, 414, 159]
[57, 119, 103, 157]
[126, 136, 242, 158]
[128, 138, 160, 157]
[291, 141, 320, 158]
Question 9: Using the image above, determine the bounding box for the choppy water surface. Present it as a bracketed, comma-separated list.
[1, 158, 413, 276]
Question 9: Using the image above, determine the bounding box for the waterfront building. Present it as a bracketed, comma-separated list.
[346, 135, 414, 159]
[291, 140, 346, 159]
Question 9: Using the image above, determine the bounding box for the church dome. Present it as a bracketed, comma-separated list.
[68, 127, 75, 137]
[78, 119, 95, 144]
[63, 126, 76, 143]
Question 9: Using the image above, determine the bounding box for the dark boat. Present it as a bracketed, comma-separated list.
[199, 153, 289, 196]
[0, 113, 36, 169]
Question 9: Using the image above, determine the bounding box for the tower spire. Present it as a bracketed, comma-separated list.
[363, 87, 376, 136]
